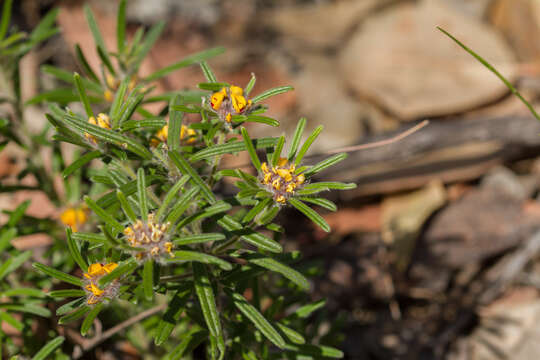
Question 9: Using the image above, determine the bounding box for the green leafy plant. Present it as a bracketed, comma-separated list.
[0, 1, 357, 358]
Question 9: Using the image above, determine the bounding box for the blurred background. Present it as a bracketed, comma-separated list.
[4, 0, 540, 359]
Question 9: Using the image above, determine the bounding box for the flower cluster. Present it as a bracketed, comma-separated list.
[85, 113, 111, 144]
[60, 205, 88, 232]
[150, 124, 197, 148]
[210, 85, 252, 123]
[123, 213, 173, 262]
[260, 158, 305, 204]
[83, 262, 119, 305]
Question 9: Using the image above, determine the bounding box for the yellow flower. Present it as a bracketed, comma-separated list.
[104, 89, 114, 102]
[150, 124, 197, 147]
[210, 85, 252, 123]
[260, 157, 305, 204]
[85, 113, 111, 144]
[83, 262, 119, 305]
[60, 206, 88, 232]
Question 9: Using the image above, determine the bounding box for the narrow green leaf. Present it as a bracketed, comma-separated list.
[169, 151, 215, 203]
[271, 135, 285, 166]
[84, 195, 124, 233]
[75, 44, 99, 82]
[7, 199, 30, 226]
[173, 233, 226, 245]
[56, 298, 86, 316]
[0, 312, 23, 332]
[116, 190, 137, 223]
[297, 197, 337, 212]
[0, 251, 31, 280]
[58, 306, 90, 324]
[48, 289, 86, 298]
[165, 186, 200, 224]
[98, 258, 138, 287]
[197, 82, 229, 91]
[156, 175, 190, 221]
[244, 73, 256, 96]
[217, 215, 282, 253]
[117, 0, 126, 53]
[438, 26, 540, 122]
[33, 263, 83, 287]
[303, 153, 347, 177]
[295, 125, 323, 166]
[241, 127, 261, 171]
[110, 78, 129, 126]
[169, 251, 232, 271]
[0, 303, 51, 317]
[227, 290, 285, 349]
[66, 228, 88, 271]
[155, 289, 190, 346]
[143, 260, 154, 300]
[303, 181, 356, 191]
[288, 117, 306, 160]
[84, 4, 107, 52]
[63, 114, 152, 159]
[117, 92, 145, 127]
[251, 85, 293, 103]
[133, 21, 166, 69]
[288, 198, 330, 232]
[74, 73, 94, 118]
[275, 323, 305, 344]
[284, 344, 344, 358]
[31, 336, 65, 360]
[242, 198, 272, 223]
[200, 61, 217, 82]
[137, 168, 148, 217]
[72, 232, 107, 243]
[42, 65, 102, 93]
[81, 303, 103, 336]
[168, 329, 207, 360]
[190, 137, 278, 162]
[0, 0, 13, 40]
[121, 118, 166, 131]
[291, 299, 326, 319]
[62, 150, 100, 179]
[242, 115, 279, 127]
[0, 288, 45, 298]
[193, 263, 223, 338]
[168, 95, 183, 151]
[145, 47, 225, 81]
[246, 253, 309, 290]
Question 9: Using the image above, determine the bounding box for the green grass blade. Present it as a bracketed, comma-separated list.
[0, 0, 13, 40]
[117, 0, 126, 53]
[437, 26, 540, 122]
[84, 4, 107, 52]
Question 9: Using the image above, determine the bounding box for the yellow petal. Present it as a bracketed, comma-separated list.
[229, 85, 243, 96]
[231, 94, 247, 113]
[103, 263, 118, 273]
[277, 157, 288, 167]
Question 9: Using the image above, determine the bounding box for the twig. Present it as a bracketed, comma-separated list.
[71, 303, 166, 359]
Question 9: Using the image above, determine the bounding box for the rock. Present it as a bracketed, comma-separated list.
[470, 287, 540, 360]
[290, 56, 365, 151]
[480, 166, 529, 201]
[490, 0, 540, 61]
[381, 180, 447, 272]
[339, 0, 517, 120]
[263, 0, 386, 50]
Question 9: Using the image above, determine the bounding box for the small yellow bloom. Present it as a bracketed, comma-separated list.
[60, 206, 88, 232]
[151, 125, 197, 147]
[106, 73, 118, 90]
[210, 88, 227, 110]
[276, 195, 286, 204]
[104, 89, 114, 102]
[85, 113, 111, 144]
[226, 113, 232, 123]
[259, 157, 306, 204]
